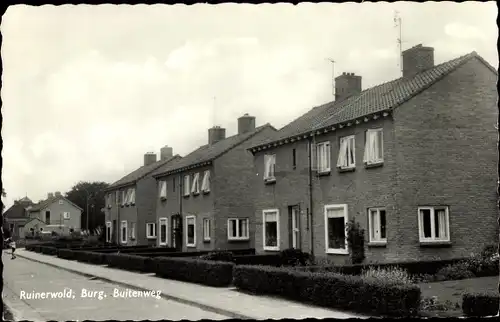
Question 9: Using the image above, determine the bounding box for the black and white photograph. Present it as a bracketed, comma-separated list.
[1, 1, 499, 320]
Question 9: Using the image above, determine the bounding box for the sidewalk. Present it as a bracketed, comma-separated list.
[16, 249, 368, 320]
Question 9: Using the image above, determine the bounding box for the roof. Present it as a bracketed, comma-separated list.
[3, 199, 33, 219]
[250, 51, 496, 151]
[152, 124, 276, 177]
[29, 195, 83, 212]
[107, 155, 182, 191]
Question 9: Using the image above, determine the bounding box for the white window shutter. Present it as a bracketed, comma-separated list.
[337, 139, 346, 167]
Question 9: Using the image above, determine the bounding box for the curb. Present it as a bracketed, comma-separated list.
[16, 252, 253, 320]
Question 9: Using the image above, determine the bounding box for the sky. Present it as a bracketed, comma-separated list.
[1, 2, 498, 209]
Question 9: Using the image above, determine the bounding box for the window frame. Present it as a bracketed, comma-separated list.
[337, 135, 356, 170]
[417, 206, 451, 243]
[201, 170, 211, 193]
[146, 223, 157, 239]
[324, 204, 349, 255]
[227, 218, 250, 241]
[262, 209, 280, 251]
[129, 222, 136, 240]
[129, 188, 136, 205]
[316, 141, 331, 174]
[191, 172, 200, 195]
[368, 207, 387, 244]
[106, 221, 112, 242]
[203, 218, 211, 241]
[364, 128, 384, 165]
[58, 200, 64, 205]
[158, 217, 168, 246]
[121, 190, 126, 207]
[263, 154, 277, 182]
[120, 220, 128, 244]
[183, 175, 191, 197]
[63, 212, 70, 219]
[185, 215, 196, 247]
[159, 180, 167, 200]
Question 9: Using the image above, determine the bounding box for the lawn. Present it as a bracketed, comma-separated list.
[418, 275, 498, 317]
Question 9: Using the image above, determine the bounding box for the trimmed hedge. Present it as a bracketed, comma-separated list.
[233, 265, 421, 317]
[462, 292, 500, 317]
[40, 246, 58, 256]
[233, 254, 282, 266]
[57, 249, 77, 260]
[106, 253, 153, 273]
[74, 251, 107, 265]
[153, 257, 234, 287]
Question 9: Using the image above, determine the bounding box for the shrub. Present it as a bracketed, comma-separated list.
[279, 248, 310, 267]
[480, 244, 498, 259]
[233, 254, 283, 266]
[154, 257, 234, 287]
[233, 265, 421, 317]
[361, 266, 414, 286]
[40, 246, 58, 256]
[75, 251, 107, 265]
[57, 249, 77, 260]
[199, 251, 234, 262]
[106, 253, 152, 273]
[435, 262, 475, 281]
[462, 292, 500, 317]
[346, 219, 365, 264]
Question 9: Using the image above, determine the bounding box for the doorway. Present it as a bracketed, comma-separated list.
[171, 214, 183, 251]
[288, 205, 301, 249]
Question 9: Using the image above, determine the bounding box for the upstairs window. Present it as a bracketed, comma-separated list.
[264, 154, 276, 182]
[292, 149, 297, 169]
[115, 191, 120, 205]
[129, 188, 136, 205]
[183, 175, 190, 196]
[337, 135, 355, 170]
[316, 141, 331, 173]
[191, 172, 200, 195]
[201, 170, 211, 193]
[121, 190, 126, 206]
[159, 181, 167, 200]
[363, 129, 384, 165]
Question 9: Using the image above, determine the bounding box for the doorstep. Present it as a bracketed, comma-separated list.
[15, 249, 368, 320]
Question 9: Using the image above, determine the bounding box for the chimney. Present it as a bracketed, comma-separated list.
[402, 44, 434, 78]
[237, 113, 256, 135]
[55, 191, 61, 197]
[144, 152, 157, 166]
[47, 192, 54, 199]
[208, 126, 226, 145]
[160, 145, 173, 160]
[335, 72, 362, 102]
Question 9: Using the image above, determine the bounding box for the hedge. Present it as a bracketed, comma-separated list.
[233, 265, 421, 317]
[40, 246, 58, 256]
[233, 254, 282, 266]
[74, 251, 108, 265]
[153, 257, 234, 287]
[106, 253, 153, 273]
[462, 292, 500, 317]
[57, 249, 77, 260]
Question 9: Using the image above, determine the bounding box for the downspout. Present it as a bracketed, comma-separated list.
[179, 173, 183, 250]
[308, 136, 315, 258]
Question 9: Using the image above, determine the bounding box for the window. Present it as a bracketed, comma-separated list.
[173, 177, 176, 192]
[324, 204, 348, 254]
[186, 216, 196, 247]
[159, 218, 168, 246]
[120, 220, 127, 244]
[183, 175, 190, 196]
[227, 218, 249, 240]
[201, 170, 211, 193]
[107, 194, 112, 208]
[292, 148, 297, 169]
[316, 141, 331, 173]
[106, 222, 112, 242]
[191, 173, 200, 195]
[146, 223, 157, 239]
[63, 212, 70, 219]
[115, 191, 119, 205]
[203, 218, 211, 241]
[121, 190, 126, 206]
[418, 207, 450, 243]
[363, 129, 383, 165]
[124, 189, 131, 205]
[263, 210, 280, 251]
[45, 211, 51, 224]
[159, 181, 167, 200]
[129, 188, 136, 205]
[264, 154, 276, 182]
[129, 222, 136, 239]
[337, 136, 355, 169]
[58, 200, 64, 205]
[368, 208, 387, 243]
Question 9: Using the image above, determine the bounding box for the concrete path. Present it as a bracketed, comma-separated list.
[13, 249, 367, 319]
[2, 252, 229, 321]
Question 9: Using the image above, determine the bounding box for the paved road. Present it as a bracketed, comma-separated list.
[2, 252, 229, 321]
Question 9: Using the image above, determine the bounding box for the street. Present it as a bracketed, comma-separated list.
[2, 251, 229, 321]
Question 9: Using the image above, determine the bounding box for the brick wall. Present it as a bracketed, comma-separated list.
[136, 175, 159, 246]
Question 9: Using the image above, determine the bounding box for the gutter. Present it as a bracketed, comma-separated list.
[308, 136, 315, 258]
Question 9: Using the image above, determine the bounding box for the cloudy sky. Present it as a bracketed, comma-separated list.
[1, 2, 497, 208]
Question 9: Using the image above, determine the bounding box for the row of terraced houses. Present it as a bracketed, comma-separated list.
[103, 44, 498, 264]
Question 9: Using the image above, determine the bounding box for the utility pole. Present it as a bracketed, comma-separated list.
[394, 10, 403, 74]
[326, 58, 336, 98]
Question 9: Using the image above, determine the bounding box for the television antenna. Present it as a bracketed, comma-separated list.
[326, 58, 336, 98]
[394, 10, 403, 73]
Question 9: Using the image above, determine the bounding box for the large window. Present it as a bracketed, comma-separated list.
[120, 220, 128, 244]
[337, 136, 355, 170]
[158, 218, 168, 246]
[418, 206, 450, 243]
[186, 216, 196, 247]
[201, 170, 211, 193]
[263, 209, 280, 251]
[146, 223, 156, 239]
[191, 173, 200, 195]
[227, 218, 249, 240]
[324, 204, 348, 254]
[203, 218, 211, 241]
[183, 175, 191, 196]
[316, 141, 331, 173]
[363, 129, 384, 165]
[368, 208, 387, 244]
[159, 181, 167, 200]
[106, 221, 112, 242]
[263, 154, 276, 182]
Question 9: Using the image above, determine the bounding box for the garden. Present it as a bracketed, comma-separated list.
[24, 232, 499, 318]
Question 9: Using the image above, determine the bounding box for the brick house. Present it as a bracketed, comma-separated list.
[104, 147, 181, 246]
[28, 192, 83, 232]
[152, 114, 277, 252]
[3, 196, 34, 238]
[248, 44, 498, 264]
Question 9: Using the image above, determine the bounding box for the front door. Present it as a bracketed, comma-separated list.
[171, 215, 183, 251]
[289, 206, 301, 249]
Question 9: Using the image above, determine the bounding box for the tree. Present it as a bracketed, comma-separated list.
[65, 181, 110, 232]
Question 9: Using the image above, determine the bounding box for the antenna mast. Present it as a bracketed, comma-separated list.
[327, 58, 336, 98]
[394, 10, 403, 73]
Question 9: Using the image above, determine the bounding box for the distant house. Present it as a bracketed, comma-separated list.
[103, 147, 181, 246]
[28, 192, 83, 231]
[248, 44, 498, 264]
[3, 196, 34, 239]
[152, 114, 277, 252]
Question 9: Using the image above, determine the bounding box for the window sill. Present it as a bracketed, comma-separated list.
[202, 190, 210, 195]
[159, 243, 168, 247]
[326, 249, 349, 255]
[183, 194, 190, 198]
[365, 161, 384, 169]
[368, 241, 387, 248]
[192, 192, 200, 196]
[146, 236, 157, 240]
[419, 241, 452, 248]
[228, 238, 250, 242]
[263, 246, 280, 252]
[203, 239, 211, 243]
[337, 167, 355, 173]
[264, 178, 276, 185]
[160, 197, 167, 202]
[186, 244, 196, 248]
[317, 170, 331, 177]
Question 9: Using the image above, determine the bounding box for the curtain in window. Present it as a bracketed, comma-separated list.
[437, 209, 447, 239]
[337, 139, 347, 167]
[201, 171, 210, 192]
